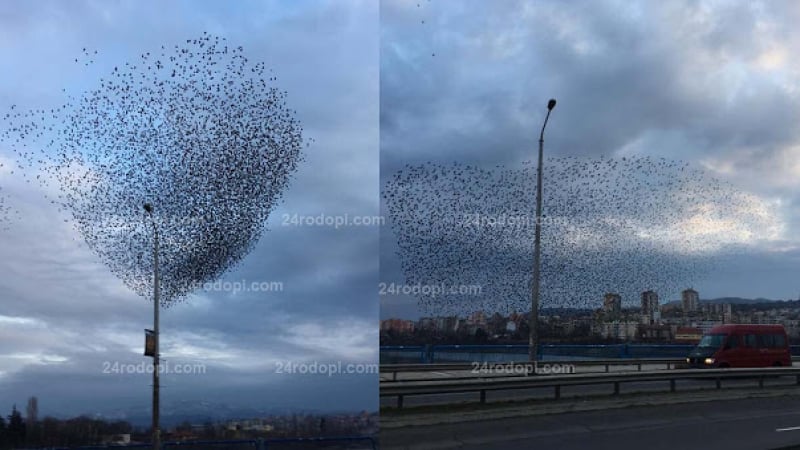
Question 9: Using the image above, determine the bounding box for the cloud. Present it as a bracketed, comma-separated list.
[380, 0, 800, 318]
[0, 0, 377, 416]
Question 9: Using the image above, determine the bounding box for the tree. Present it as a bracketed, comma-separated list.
[201, 422, 216, 439]
[25, 397, 37, 425]
[25, 396, 38, 446]
[39, 417, 60, 448]
[488, 312, 506, 336]
[0, 415, 7, 448]
[176, 421, 192, 433]
[7, 405, 26, 447]
[474, 328, 488, 343]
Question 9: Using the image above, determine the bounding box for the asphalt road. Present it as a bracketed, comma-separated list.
[380, 396, 800, 450]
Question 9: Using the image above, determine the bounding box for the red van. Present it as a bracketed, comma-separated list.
[686, 324, 791, 368]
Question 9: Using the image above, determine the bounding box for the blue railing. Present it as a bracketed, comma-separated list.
[262, 436, 377, 449]
[381, 343, 800, 363]
[165, 439, 257, 449]
[379, 345, 426, 363]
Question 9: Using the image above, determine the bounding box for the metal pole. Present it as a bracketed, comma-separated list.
[153, 224, 161, 450]
[530, 99, 555, 364]
[152, 215, 161, 450]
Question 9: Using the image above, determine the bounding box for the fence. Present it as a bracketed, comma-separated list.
[380, 344, 800, 364]
[380, 366, 800, 408]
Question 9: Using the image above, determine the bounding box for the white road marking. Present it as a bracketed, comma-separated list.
[775, 426, 800, 432]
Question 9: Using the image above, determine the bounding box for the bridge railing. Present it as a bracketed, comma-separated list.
[380, 358, 684, 381]
[379, 345, 426, 364]
[380, 366, 800, 409]
[381, 344, 800, 364]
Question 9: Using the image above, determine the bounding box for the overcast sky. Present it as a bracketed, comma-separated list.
[7, 0, 800, 422]
[381, 0, 800, 319]
[0, 0, 378, 421]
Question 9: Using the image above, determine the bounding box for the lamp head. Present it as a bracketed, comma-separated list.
[547, 99, 557, 111]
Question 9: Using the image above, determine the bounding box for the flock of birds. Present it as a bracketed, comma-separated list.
[383, 156, 776, 315]
[0, 33, 306, 306]
[0, 31, 778, 315]
[415, 0, 435, 57]
[0, 185, 9, 231]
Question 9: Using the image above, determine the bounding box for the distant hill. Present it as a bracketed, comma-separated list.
[663, 297, 794, 307]
[541, 307, 595, 317]
[702, 297, 782, 304]
[73, 400, 345, 427]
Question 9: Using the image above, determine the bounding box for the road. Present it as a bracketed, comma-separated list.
[380, 396, 800, 449]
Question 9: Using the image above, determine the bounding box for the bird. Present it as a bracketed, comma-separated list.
[382, 156, 774, 316]
[0, 33, 307, 307]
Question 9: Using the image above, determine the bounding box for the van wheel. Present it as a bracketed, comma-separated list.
[773, 362, 782, 367]
[718, 363, 730, 368]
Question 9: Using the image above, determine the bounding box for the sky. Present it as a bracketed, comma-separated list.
[5, 0, 800, 424]
[380, 0, 800, 319]
[0, 0, 378, 422]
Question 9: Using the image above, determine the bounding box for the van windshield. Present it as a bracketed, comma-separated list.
[698, 334, 726, 348]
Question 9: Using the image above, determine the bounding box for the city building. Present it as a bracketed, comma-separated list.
[435, 316, 458, 333]
[701, 303, 733, 323]
[505, 320, 517, 333]
[418, 317, 435, 330]
[603, 293, 622, 315]
[784, 319, 800, 339]
[467, 311, 487, 327]
[102, 434, 131, 445]
[641, 290, 659, 324]
[695, 320, 722, 334]
[380, 319, 416, 334]
[638, 323, 672, 342]
[723, 303, 733, 323]
[675, 326, 703, 343]
[682, 288, 699, 313]
[593, 320, 639, 340]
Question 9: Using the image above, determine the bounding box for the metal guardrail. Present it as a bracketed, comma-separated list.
[381, 359, 683, 381]
[380, 366, 800, 408]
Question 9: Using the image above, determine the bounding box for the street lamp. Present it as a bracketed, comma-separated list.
[530, 98, 556, 364]
[144, 203, 160, 450]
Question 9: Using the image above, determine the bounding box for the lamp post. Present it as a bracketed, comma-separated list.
[530, 98, 556, 364]
[144, 203, 160, 450]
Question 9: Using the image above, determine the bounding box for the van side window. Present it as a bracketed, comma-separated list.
[743, 334, 758, 347]
[726, 335, 739, 349]
[759, 334, 774, 348]
[774, 334, 786, 347]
